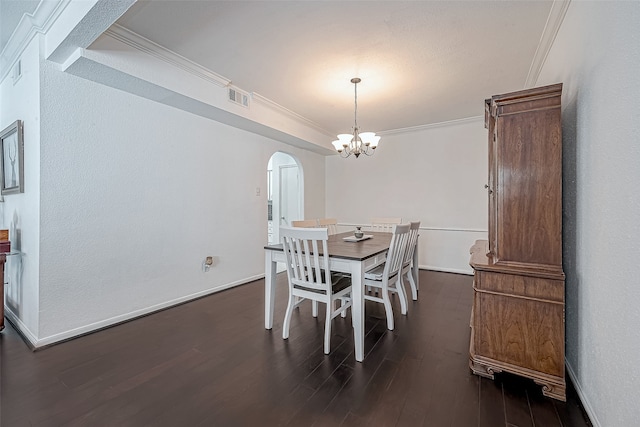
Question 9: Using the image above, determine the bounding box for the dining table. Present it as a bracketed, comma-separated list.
[263, 230, 419, 362]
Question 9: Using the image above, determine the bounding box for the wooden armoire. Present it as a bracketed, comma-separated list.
[469, 83, 566, 401]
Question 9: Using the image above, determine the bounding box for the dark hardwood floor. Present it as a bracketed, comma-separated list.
[0, 271, 591, 426]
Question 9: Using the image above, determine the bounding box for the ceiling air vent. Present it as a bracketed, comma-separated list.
[228, 87, 250, 108]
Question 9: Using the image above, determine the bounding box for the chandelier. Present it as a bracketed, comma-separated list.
[332, 78, 380, 158]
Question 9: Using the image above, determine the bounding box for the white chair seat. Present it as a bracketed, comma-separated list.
[364, 264, 386, 281]
[294, 275, 351, 294]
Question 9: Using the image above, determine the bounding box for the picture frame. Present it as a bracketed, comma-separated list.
[0, 120, 24, 195]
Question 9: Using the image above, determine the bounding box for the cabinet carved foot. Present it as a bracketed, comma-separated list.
[469, 357, 502, 379]
[534, 379, 567, 402]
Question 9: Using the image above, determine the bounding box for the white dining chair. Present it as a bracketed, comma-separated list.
[363, 223, 411, 330]
[317, 218, 338, 235]
[280, 226, 352, 354]
[291, 219, 319, 228]
[370, 217, 402, 233]
[366, 217, 402, 294]
[400, 221, 420, 301]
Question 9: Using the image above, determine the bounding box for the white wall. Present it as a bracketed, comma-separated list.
[0, 0, 332, 346]
[325, 118, 488, 274]
[34, 57, 326, 344]
[537, 2, 640, 425]
[0, 35, 41, 338]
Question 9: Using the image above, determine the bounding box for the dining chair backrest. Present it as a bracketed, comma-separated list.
[317, 218, 338, 235]
[280, 226, 330, 294]
[403, 221, 421, 266]
[370, 217, 402, 233]
[401, 221, 421, 302]
[292, 219, 319, 228]
[383, 223, 411, 278]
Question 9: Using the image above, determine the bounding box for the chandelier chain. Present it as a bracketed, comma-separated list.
[353, 81, 358, 130]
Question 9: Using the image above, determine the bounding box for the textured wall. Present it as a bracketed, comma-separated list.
[325, 119, 488, 274]
[0, 35, 41, 337]
[37, 57, 326, 343]
[537, 2, 640, 425]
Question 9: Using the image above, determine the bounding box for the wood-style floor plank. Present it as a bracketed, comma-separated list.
[503, 375, 535, 427]
[479, 374, 507, 427]
[0, 271, 591, 426]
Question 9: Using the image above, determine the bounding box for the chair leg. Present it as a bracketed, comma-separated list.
[324, 302, 332, 354]
[340, 298, 347, 318]
[312, 300, 318, 317]
[396, 277, 408, 315]
[382, 290, 395, 330]
[408, 268, 418, 300]
[283, 292, 295, 340]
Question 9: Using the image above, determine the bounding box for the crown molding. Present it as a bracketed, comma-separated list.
[0, 0, 70, 83]
[379, 115, 484, 136]
[525, 0, 571, 88]
[104, 24, 231, 88]
[251, 93, 333, 137]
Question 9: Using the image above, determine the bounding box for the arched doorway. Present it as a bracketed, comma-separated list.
[267, 152, 303, 244]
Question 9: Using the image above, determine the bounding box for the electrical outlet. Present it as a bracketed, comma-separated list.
[203, 256, 214, 272]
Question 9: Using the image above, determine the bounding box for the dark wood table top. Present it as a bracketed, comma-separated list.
[264, 231, 392, 261]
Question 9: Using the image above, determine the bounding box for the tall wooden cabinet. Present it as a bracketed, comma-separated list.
[469, 84, 566, 401]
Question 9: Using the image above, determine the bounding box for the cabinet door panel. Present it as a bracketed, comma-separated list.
[475, 292, 564, 377]
[495, 108, 562, 267]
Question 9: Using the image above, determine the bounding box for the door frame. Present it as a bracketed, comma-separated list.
[267, 152, 304, 245]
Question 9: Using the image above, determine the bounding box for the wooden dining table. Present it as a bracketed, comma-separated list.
[264, 231, 419, 362]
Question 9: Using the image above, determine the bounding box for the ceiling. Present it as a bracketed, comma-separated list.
[3, 1, 556, 136]
[0, 0, 40, 50]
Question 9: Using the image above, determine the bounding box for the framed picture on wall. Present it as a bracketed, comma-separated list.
[0, 120, 24, 195]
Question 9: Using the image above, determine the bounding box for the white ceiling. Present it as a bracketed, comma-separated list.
[0, 0, 40, 50]
[3, 1, 556, 136]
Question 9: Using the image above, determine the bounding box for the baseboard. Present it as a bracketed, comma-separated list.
[10, 274, 265, 349]
[419, 265, 473, 276]
[4, 309, 39, 349]
[566, 359, 600, 427]
[7, 267, 469, 349]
